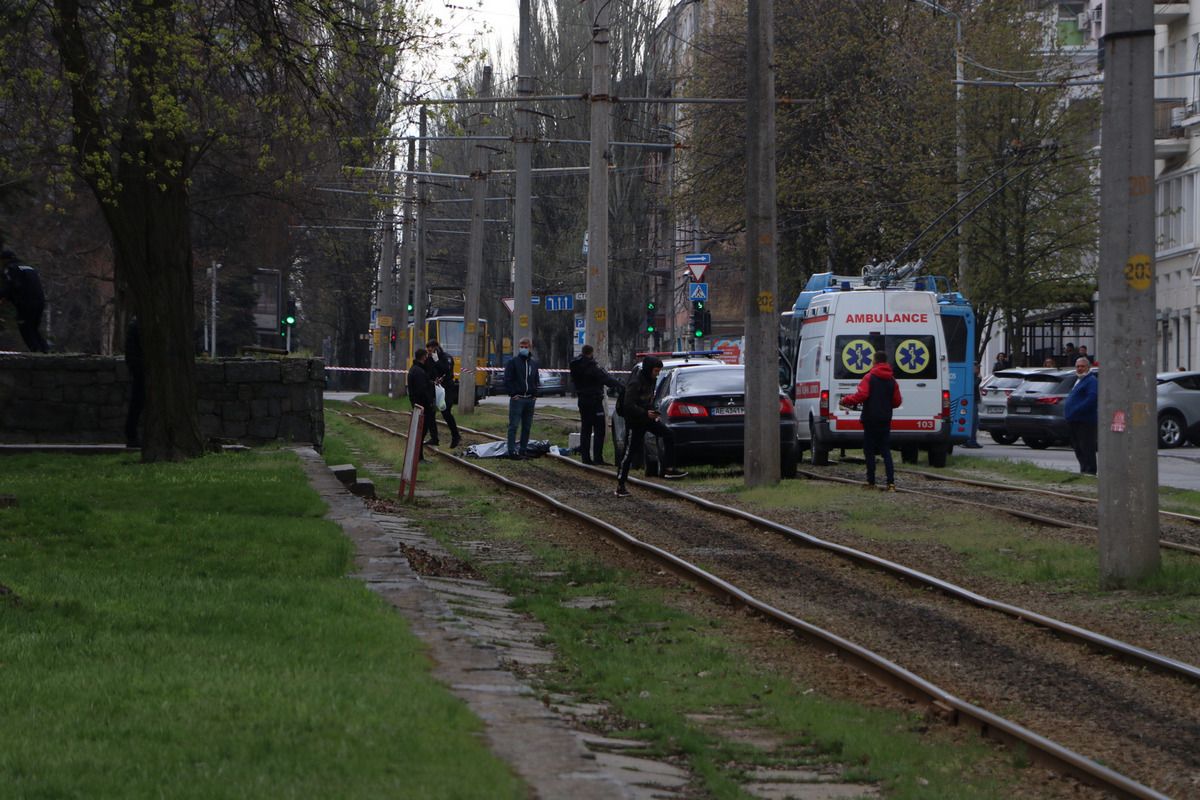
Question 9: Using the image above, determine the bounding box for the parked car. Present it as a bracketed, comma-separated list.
[1156, 371, 1200, 448]
[979, 367, 1054, 445]
[1005, 369, 1086, 449]
[537, 370, 567, 397]
[638, 363, 799, 478]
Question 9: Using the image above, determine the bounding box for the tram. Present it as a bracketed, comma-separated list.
[406, 315, 494, 401]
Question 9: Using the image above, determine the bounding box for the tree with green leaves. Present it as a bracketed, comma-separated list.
[0, 0, 418, 460]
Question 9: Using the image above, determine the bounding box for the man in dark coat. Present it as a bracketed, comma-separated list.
[503, 337, 540, 459]
[569, 344, 622, 465]
[840, 350, 903, 490]
[423, 338, 461, 448]
[1063, 357, 1098, 475]
[0, 250, 48, 352]
[614, 356, 686, 496]
[407, 348, 439, 451]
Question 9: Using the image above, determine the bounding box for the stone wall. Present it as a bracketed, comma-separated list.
[0, 355, 324, 448]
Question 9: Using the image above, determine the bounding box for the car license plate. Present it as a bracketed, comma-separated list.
[984, 405, 1005, 415]
[712, 406, 744, 416]
[1014, 407, 1031, 413]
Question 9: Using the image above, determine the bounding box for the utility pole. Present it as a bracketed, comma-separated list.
[1097, 0, 1160, 585]
[370, 154, 398, 396]
[396, 138, 415, 396]
[209, 261, 218, 357]
[744, 0, 781, 487]
[586, 0, 611, 365]
[461, 66, 493, 414]
[513, 0, 533, 350]
[415, 107, 428, 348]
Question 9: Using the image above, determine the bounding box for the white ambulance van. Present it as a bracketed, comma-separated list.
[792, 287, 951, 467]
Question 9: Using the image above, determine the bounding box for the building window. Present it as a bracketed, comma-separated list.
[1156, 172, 1196, 253]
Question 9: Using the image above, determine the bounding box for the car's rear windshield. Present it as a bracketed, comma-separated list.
[988, 374, 1030, 389]
[1016, 374, 1073, 394]
[675, 368, 745, 395]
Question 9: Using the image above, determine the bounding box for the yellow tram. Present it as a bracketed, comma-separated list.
[407, 315, 494, 401]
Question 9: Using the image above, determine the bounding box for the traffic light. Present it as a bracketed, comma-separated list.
[406, 290, 414, 314]
[645, 300, 656, 334]
[692, 300, 707, 338]
[283, 299, 297, 326]
[390, 328, 397, 349]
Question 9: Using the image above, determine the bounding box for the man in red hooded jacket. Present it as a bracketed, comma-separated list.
[839, 350, 903, 490]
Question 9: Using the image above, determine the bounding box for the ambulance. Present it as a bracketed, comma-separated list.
[792, 287, 951, 467]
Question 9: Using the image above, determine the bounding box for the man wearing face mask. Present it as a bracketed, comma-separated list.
[503, 337, 540, 459]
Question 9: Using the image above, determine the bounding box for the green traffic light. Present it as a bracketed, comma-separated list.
[694, 329, 703, 338]
[647, 325, 655, 333]
[284, 314, 296, 325]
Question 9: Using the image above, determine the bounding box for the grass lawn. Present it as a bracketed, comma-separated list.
[0, 450, 525, 799]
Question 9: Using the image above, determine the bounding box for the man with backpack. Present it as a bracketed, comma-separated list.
[0, 249, 48, 352]
[839, 350, 903, 491]
[614, 356, 687, 496]
[569, 344, 622, 465]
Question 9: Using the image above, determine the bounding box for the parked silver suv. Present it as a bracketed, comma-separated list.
[1157, 371, 1200, 448]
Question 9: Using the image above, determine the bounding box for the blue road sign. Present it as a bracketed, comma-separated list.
[684, 253, 711, 265]
[545, 294, 574, 311]
[688, 282, 709, 302]
[530, 295, 541, 305]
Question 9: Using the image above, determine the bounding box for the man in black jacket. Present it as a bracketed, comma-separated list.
[503, 337, 540, 459]
[407, 348, 438, 451]
[614, 356, 686, 496]
[0, 249, 48, 352]
[569, 344, 622, 465]
[423, 339, 461, 448]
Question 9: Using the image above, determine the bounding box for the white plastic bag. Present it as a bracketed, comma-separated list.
[435, 383, 447, 411]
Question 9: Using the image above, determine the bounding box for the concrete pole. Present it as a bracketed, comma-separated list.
[744, 0, 781, 487]
[414, 108, 429, 349]
[954, 23, 967, 295]
[209, 261, 217, 357]
[1097, 0, 1160, 585]
[396, 139, 415, 396]
[513, 0, 533, 349]
[461, 66, 493, 414]
[586, 0, 611, 366]
[369, 154, 397, 396]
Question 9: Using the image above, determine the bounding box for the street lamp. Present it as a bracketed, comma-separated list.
[908, 0, 967, 294]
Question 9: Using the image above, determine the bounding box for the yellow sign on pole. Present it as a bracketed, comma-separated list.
[378, 315, 393, 327]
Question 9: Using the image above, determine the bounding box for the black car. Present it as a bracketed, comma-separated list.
[1004, 369, 1085, 449]
[639, 364, 799, 478]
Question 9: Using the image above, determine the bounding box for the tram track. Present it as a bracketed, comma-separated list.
[342, 404, 1200, 799]
[811, 459, 1200, 556]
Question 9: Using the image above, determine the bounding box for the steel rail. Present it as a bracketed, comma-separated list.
[348, 404, 1200, 685]
[856, 464, 1200, 556]
[340, 409, 1171, 800]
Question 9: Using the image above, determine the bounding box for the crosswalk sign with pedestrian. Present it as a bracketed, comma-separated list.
[688, 282, 709, 302]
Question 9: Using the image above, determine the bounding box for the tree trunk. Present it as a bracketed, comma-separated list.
[104, 154, 205, 462]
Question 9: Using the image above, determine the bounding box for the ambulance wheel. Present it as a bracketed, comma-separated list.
[928, 445, 948, 468]
[900, 445, 919, 464]
[809, 420, 830, 466]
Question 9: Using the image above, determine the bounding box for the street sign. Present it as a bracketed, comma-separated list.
[574, 291, 587, 301]
[545, 294, 574, 311]
[687, 262, 708, 281]
[684, 253, 711, 265]
[530, 295, 540, 305]
[574, 315, 585, 329]
[501, 297, 514, 313]
[688, 282, 709, 302]
[378, 315, 393, 327]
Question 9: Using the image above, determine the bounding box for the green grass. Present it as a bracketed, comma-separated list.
[329, 420, 1026, 799]
[0, 450, 525, 799]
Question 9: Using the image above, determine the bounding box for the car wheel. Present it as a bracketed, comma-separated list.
[781, 443, 799, 479]
[1023, 436, 1051, 450]
[809, 419, 830, 466]
[928, 444, 948, 468]
[1158, 411, 1185, 449]
[644, 437, 662, 477]
[900, 445, 919, 464]
[989, 432, 1019, 445]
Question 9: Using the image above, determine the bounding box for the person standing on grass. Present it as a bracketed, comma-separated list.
[424, 339, 461, 449]
[407, 348, 438, 454]
[1064, 356, 1098, 475]
[569, 344, 622, 465]
[0, 249, 48, 352]
[503, 337, 540, 459]
[614, 356, 687, 497]
[839, 350, 903, 491]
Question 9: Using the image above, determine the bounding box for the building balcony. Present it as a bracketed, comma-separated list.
[1156, 97, 1190, 159]
[1155, 3, 1189, 25]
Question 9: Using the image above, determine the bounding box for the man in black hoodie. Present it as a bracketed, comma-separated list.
[569, 344, 622, 465]
[614, 356, 686, 496]
[0, 249, 48, 352]
[407, 348, 438, 452]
